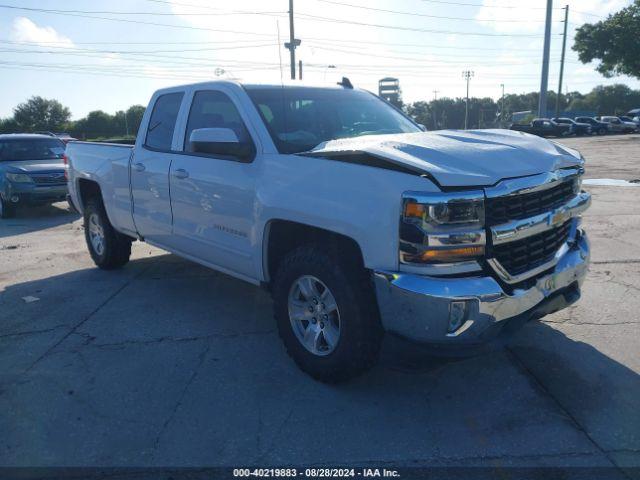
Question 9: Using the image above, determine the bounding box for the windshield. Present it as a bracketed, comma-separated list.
[245, 87, 421, 154]
[0, 138, 65, 162]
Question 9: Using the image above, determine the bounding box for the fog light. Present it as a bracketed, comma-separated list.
[448, 301, 467, 333]
[10, 196, 19, 203]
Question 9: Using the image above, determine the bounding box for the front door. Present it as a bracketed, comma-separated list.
[131, 91, 184, 243]
[168, 89, 257, 279]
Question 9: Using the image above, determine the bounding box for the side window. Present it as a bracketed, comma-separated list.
[184, 90, 251, 152]
[145, 92, 184, 151]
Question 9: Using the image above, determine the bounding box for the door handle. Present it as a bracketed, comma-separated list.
[173, 168, 189, 179]
[133, 162, 146, 172]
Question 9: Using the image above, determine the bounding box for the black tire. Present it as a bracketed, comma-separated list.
[0, 196, 16, 219]
[83, 197, 132, 270]
[272, 244, 383, 383]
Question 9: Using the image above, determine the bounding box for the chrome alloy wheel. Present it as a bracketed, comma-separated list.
[88, 212, 106, 256]
[288, 275, 341, 356]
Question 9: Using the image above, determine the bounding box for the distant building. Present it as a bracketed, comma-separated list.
[378, 77, 402, 108]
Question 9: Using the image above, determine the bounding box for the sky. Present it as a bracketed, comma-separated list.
[0, 0, 637, 119]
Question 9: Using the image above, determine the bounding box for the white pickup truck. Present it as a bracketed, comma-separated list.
[66, 80, 591, 382]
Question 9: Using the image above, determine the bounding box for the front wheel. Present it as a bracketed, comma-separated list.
[272, 245, 383, 383]
[83, 198, 132, 270]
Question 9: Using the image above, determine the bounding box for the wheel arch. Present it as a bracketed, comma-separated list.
[262, 219, 366, 284]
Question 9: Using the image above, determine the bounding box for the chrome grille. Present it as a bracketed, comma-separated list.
[490, 220, 572, 276]
[485, 179, 576, 226]
[31, 172, 66, 185]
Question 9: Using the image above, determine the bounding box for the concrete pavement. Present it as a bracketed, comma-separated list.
[0, 135, 638, 476]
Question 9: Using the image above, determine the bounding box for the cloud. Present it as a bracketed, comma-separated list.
[10, 17, 75, 48]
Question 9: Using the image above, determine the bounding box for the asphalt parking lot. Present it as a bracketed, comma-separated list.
[0, 134, 639, 476]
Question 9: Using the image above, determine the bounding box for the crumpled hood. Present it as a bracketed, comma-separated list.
[309, 129, 583, 187]
[1, 159, 65, 174]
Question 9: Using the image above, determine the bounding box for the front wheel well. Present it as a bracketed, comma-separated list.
[264, 220, 365, 284]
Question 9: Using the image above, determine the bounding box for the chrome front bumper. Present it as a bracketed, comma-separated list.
[373, 228, 590, 345]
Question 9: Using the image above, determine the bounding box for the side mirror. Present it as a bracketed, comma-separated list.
[189, 128, 254, 161]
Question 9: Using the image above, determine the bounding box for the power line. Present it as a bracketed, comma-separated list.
[418, 0, 561, 9]
[308, 44, 563, 63]
[296, 12, 558, 36]
[315, 0, 556, 23]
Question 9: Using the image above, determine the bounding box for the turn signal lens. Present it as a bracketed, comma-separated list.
[419, 246, 485, 262]
[404, 202, 426, 219]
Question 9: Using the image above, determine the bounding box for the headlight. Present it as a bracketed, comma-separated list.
[5, 173, 33, 183]
[400, 191, 485, 266]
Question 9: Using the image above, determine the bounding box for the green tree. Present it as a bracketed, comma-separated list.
[0, 117, 19, 134]
[567, 84, 640, 114]
[72, 110, 116, 139]
[573, 0, 640, 79]
[13, 96, 71, 132]
[126, 105, 146, 135]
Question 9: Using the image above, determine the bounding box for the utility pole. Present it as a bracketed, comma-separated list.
[500, 83, 505, 125]
[462, 70, 474, 130]
[555, 5, 569, 117]
[538, 0, 553, 117]
[284, 0, 301, 80]
[299, 60, 302, 80]
[433, 89, 439, 129]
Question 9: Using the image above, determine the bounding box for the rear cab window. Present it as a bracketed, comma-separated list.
[144, 92, 184, 151]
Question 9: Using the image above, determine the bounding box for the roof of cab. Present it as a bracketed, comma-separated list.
[152, 79, 360, 95]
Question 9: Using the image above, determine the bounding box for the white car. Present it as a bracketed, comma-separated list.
[66, 80, 591, 382]
[599, 116, 637, 133]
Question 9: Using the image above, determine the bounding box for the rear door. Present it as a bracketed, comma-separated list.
[131, 91, 185, 243]
[168, 88, 259, 280]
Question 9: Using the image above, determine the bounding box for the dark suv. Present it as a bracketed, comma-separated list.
[574, 116, 610, 135]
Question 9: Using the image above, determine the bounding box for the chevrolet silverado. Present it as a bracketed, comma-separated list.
[66, 80, 591, 382]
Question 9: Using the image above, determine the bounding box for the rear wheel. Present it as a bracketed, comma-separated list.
[83, 198, 132, 269]
[0, 197, 16, 219]
[272, 245, 383, 383]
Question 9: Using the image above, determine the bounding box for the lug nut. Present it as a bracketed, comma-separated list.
[311, 318, 317, 324]
[323, 314, 328, 320]
[313, 299, 318, 305]
[320, 322, 325, 329]
[308, 306, 314, 312]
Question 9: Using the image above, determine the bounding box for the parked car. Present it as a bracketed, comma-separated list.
[0, 134, 68, 218]
[66, 81, 591, 382]
[598, 116, 637, 133]
[627, 108, 640, 118]
[510, 118, 574, 137]
[619, 116, 640, 131]
[55, 133, 78, 144]
[34, 131, 78, 144]
[552, 117, 592, 136]
[574, 116, 610, 135]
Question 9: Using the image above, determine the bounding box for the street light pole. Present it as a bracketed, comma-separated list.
[556, 5, 570, 117]
[538, 0, 554, 117]
[500, 83, 505, 126]
[462, 70, 474, 130]
[284, 0, 301, 80]
[433, 89, 439, 130]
